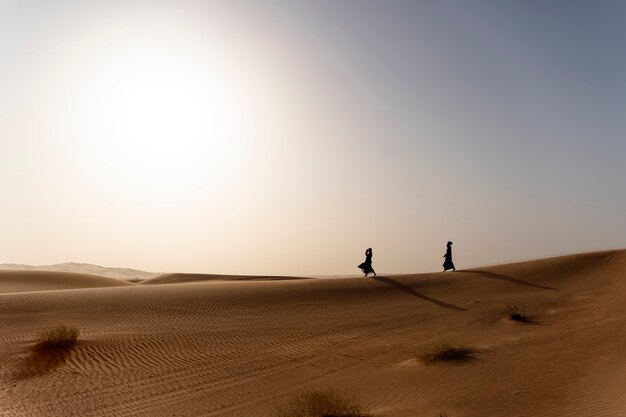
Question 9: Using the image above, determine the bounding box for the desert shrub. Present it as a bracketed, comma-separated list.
[15, 325, 80, 378]
[417, 342, 475, 364]
[504, 305, 531, 323]
[276, 387, 371, 417]
[33, 325, 80, 352]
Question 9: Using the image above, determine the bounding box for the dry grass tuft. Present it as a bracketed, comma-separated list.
[504, 305, 532, 323]
[33, 325, 80, 352]
[418, 342, 475, 364]
[276, 387, 372, 417]
[15, 325, 80, 379]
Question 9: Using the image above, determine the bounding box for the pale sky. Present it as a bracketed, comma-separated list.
[1, 1, 625, 275]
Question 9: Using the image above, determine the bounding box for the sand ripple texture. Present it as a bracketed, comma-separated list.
[0, 250, 625, 417]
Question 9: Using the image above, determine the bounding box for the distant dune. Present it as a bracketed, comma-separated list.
[0, 270, 134, 294]
[142, 272, 310, 285]
[1, 249, 625, 417]
[0, 262, 159, 281]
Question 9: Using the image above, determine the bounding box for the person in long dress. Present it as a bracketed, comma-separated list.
[443, 241, 455, 271]
[358, 248, 376, 277]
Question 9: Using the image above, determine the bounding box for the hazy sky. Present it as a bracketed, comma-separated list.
[1, 1, 625, 275]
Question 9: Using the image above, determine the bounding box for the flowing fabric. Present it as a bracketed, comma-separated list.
[358, 249, 375, 275]
[443, 246, 455, 271]
[358, 260, 375, 275]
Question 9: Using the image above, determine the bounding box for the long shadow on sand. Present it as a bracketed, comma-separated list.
[458, 270, 560, 291]
[372, 276, 466, 311]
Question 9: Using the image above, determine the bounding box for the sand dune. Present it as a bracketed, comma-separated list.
[0, 270, 134, 294]
[0, 263, 159, 281]
[142, 272, 310, 285]
[1, 250, 625, 417]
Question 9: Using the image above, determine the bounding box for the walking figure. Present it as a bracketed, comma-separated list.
[443, 241, 455, 271]
[358, 248, 376, 277]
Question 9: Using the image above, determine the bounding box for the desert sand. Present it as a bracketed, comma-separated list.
[1, 249, 625, 417]
[0, 263, 160, 281]
[0, 270, 133, 294]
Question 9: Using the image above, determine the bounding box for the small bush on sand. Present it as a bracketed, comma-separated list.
[276, 387, 371, 417]
[504, 305, 531, 323]
[33, 325, 79, 352]
[418, 342, 475, 364]
[15, 325, 80, 378]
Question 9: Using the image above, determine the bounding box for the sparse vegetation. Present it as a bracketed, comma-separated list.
[276, 387, 372, 417]
[417, 342, 475, 364]
[15, 325, 80, 379]
[33, 325, 80, 352]
[504, 305, 531, 323]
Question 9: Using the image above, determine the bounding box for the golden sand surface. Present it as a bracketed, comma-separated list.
[1, 250, 624, 417]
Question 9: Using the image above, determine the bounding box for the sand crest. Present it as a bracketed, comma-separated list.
[0, 270, 133, 294]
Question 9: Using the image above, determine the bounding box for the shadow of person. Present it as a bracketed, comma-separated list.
[371, 276, 466, 311]
[458, 270, 560, 291]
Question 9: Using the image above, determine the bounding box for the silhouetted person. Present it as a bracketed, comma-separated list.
[443, 241, 455, 271]
[358, 248, 376, 277]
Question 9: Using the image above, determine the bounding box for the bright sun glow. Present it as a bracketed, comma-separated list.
[49, 12, 256, 204]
